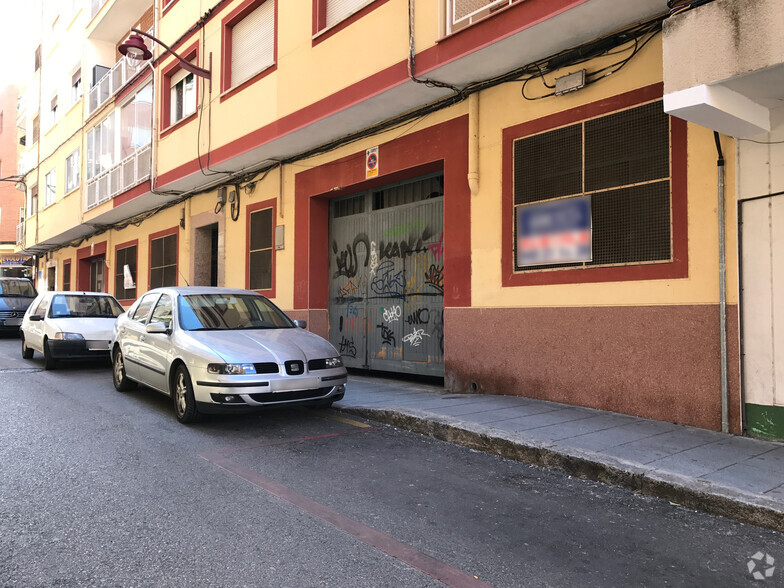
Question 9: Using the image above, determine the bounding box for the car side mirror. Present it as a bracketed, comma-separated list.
[294, 320, 307, 329]
[29, 314, 43, 322]
[146, 322, 169, 335]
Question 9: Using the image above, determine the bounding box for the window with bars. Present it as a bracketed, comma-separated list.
[513, 101, 671, 271]
[115, 244, 137, 301]
[150, 233, 177, 288]
[224, 0, 275, 92]
[248, 207, 273, 291]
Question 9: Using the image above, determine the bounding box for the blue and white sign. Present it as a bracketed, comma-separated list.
[516, 196, 592, 267]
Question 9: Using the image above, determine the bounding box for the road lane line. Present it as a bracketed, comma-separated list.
[200, 451, 492, 588]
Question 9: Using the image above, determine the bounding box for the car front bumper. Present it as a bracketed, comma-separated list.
[192, 368, 348, 411]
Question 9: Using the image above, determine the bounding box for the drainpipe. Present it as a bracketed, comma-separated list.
[467, 93, 479, 196]
[715, 131, 729, 433]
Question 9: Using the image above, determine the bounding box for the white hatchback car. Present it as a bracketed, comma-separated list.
[112, 287, 347, 423]
[21, 291, 125, 370]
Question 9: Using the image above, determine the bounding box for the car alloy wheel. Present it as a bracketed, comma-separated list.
[113, 349, 136, 392]
[43, 339, 56, 370]
[173, 365, 200, 424]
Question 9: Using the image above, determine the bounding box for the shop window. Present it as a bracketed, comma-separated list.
[222, 0, 275, 93]
[115, 243, 137, 301]
[513, 101, 671, 272]
[150, 231, 177, 288]
[247, 204, 273, 291]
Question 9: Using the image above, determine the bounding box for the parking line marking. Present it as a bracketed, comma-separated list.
[316, 413, 372, 428]
[201, 451, 492, 588]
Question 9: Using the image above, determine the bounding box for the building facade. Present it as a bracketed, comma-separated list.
[16, 0, 780, 438]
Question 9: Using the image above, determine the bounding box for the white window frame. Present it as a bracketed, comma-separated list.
[65, 148, 80, 194]
[169, 69, 196, 125]
[44, 170, 57, 208]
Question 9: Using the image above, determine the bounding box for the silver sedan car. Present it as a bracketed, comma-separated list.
[112, 287, 347, 423]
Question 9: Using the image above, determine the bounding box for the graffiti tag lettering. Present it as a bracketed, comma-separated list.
[402, 328, 430, 347]
[382, 305, 401, 323]
[376, 324, 396, 347]
[370, 260, 405, 298]
[339, 336, 357, 358]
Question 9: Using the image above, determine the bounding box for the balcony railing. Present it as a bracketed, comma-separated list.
[16, 223, 24, 246]
[85, 143, 151, 211]
[91, 0, 109, 19]
[446, 0, 517, 34]
[87, 58, 144, 117]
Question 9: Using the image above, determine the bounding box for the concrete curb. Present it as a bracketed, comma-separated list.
[337, 406, 784, 533]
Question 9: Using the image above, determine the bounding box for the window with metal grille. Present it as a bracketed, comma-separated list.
[115, 244, 137, 301]
[225, 0, 275, 91]
[249, 207, 273, 290]
[150, 233, 177, 288]
[513, 101, 671, 271]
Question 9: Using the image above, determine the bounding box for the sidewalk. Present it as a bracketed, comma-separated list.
[334, 373, 784, 532]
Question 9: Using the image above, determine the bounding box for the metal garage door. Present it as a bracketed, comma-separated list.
[328, 173, 444, 376]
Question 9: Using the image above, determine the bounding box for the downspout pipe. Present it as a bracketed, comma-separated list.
[468, 93, 479, 196]
[715, 131, 729, 433]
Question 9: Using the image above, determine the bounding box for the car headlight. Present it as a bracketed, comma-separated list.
[207, 363, 257, 375]
[324, 357, 343, 368]
[53, 332, 84, 341]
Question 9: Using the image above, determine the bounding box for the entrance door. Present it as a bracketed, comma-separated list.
[89, 258, 104, 292]
[741, 195, 784, 440]
[328, 174, 444, 376]
[194, 223, 219, 286]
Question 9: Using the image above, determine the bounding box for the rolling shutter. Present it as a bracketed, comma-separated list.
[231, 1, 275, 86]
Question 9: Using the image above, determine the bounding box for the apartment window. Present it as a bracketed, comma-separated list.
[65, 149, 80, 193]
[513, 101, 671, 272]
[150, 231, 177, 288]
[62, 260, 71, 291]
[28, 186, 38, 217]
[445, 0, 518, 34]
[121, 84, 152, 157]
[115, 244, 137, 301]
[49, 95, 58, 127]
[44, 170, 56, 207]
[32, 116, 39, 145]
[248, 206, 273, 291]
[87, 84, 152, 179]
[34, 46, 41, 72]
[223, 0, 275, 92]
[169, 70, 196, 125]
[72, 70, 82, 104]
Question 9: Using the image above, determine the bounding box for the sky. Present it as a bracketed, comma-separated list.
[0, 1, 36, 89]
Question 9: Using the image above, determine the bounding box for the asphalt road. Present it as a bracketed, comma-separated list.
[0, 334, 781, 587]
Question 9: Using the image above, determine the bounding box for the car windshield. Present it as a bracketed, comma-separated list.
[0, 280, 36, 297]
[178, 293, 295, 331]
[50, 294, 124, 318]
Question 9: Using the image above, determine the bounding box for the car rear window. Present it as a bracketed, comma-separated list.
[50, 295, 124, 318]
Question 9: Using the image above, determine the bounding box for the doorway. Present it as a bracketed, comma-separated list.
[193, 223, 219, 286]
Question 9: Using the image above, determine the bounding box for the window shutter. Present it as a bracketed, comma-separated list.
[326, 0, 373, 28]
[170, 66, 193, 87]
[231, 1, 275, 86]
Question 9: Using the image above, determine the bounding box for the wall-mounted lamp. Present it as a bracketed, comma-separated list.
[119, 28, 213, 92]
[180, 208, 186, 229]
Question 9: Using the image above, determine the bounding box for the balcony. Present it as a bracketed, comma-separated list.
[16, 223, 24, 246]
[662, 0, 784, 137]
[85, 143, 151, 210]
[446, 0, 518, 34]
[87, 58, 145, 118]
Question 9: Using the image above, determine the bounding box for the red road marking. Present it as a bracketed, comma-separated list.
[200, 445, 492, 588]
